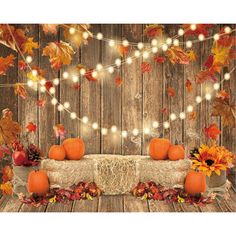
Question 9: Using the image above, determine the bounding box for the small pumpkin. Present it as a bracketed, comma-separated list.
[63, 137, 85, 160]
[184, 170, 206, 196]
[168, 140, 185, 161]
[48, 145, 66, 161]
[28, 170, 49, 196]
[149, 136, 171, 160]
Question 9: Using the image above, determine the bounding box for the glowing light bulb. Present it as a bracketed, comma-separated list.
[166, 38, 172, 45]
[126, 57, 132, 64]
[111, 125, 117, 133]
[213, 34, 220, 41]
[92, 71, 98, 78]
[32, 69, 38, 77]
[152, 121, 159, 128]
[96, 33, 103, 40]
[179, 112, 186, 119]
[40, 86, 46, 93]
[205, 93, 212, 100]
[69, 27, 76, 35]
[27, 80, 33, 87]
[196, 96, 202, 103]
[63, 71, 69, 79]
[40, 79, 46, 86]
[49, 87, 55, 94]
[143, 51, 149, 58]
[178, 28, 184, 36]
[51, 98, 57, 105]
[132, 128, 139, 136]
[115, 58, 121, 67]
[151, 47, 158, 53]
[108, 66, 114, 74]
[173, 39, 179, 46]
[101, 128, 108, 135]
[53, 78, 59, 85]
[151, 39, 158, 46]
[187, 105, 193, 113]
[80, 68, 86, 76]
[57, 104, 64, 112]
[198, 34, 205, 41]
[72, 75, 79, 83]
[96, 64, 103, 71]
[26, 56, 32, 63]
[213, 83, 220, 90]
[190, 24, 197, 31]
[122, 40, 129, 47]
[224, 26, 231, 34]
[224, 73, 230, 80]
[137, 42, 144, 50]
[134, 50, 140, 57]
[63, 102, 70, 109]
[70, 112, 77, 119]
[121, 130, 128, 138]
[82, 31, 89, 39]
[82, 116, 88, 124]
[109, 40, 115, 47]
[144, 128, 150, 134]
[170, 113, 177, 121]
[162, 44, 168, 51]
[163, 121, 170, 129]
[186, 40, 192, 48]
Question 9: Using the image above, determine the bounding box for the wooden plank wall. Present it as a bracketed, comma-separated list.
[0, 24, 235, 160]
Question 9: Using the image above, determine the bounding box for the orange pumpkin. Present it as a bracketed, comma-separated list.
[63, 138, 85, 160]
[149, 137, 171, 160]
[184, 170, 206, 196]
[48, 145, 66, 161]
[168, 143, 185, 161]
[28, 170, 49, 196]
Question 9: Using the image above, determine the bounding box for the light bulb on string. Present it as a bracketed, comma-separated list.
[198, 34, 205, 41]
[121, 130, 128, 138]
[152, 121, 159, 128]
[115, 58, 121, 67]
[144, 128, 150, 135]
[80, 68, 86, 76]
[186, 41, 192, 48]
[162, 44, 168, 51]
[134, 50, 140, 57]
[40, 79, 46, 86]
[108, 66, 114, 74]
[63, 71, 69, 79]
[213, 83, 220, 90]
[51, 98, 58, 105]
[213, 34, 220, 41]
[49, 87, 56, 94]
[53, 78, 60, 86]
[190, 24, 197, 31]
[32, 69, 38, 77]
[82, 31, 89, 39]
[122, 40, 129, 47]
[224, 73, 230, 80]
[151, 39, 158, 46]
[109, 40, 115, 47]
[163, 121, 170, 129]
[126, 57, 132, 64]
[178, 28, 184, 36]
[151, 47, 158, 53]
[224, 26, 231, 34]
[72, 75, 79, 83]
[69, 27, 76, 35]
[82, 116, 88, 124]
[166, 38, 172, 45]
[101, 128, 108, 135]
[63, 102, 70, 109]
[70, 112, 77, 119]
[196, 96, 202, 103]
[27, 80, 34, 87]
[173, 39, 179, 46]
[132, 128, 139, 136]
[170, 113, 177, 121]
[96, 64, 103, 71]
[205, 93, 212, 100]
[40, 86, 46, 93]
[57, 104, 64, 112]
[111, 125, 117, 133]
[143, 51, 149, 59]
[137, 42, 144, 50]
[187, 105, 193, 113]
[179, 112, 186, 119]
[92, 71, 98, 78]
[26, 56, 32, 63]
[96, 33, 103, 40]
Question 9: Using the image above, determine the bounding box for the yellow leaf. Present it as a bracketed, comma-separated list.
[215, 169, 221, 176]
[187, 50, 197, 62]
[0, 181, 13, 195]
[23, 37, 39, 55]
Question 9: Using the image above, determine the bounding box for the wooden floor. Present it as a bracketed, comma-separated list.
[0, 187, 235, 212]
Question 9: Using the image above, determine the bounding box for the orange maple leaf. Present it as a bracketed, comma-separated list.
[165, 46, 190, 65]
[141, 62, 151, 73]
[0, 54, 15, 75]
[204, 123, 221, 140]
[185, 79, 193, 92]
[0, 181, 13, 195]
[117, 45, 129, 57]
[22, 37, 39, 55]
[182, 24, 213, 37]
[187, 49, 197, 62]
[36, 99, 46, 107]
[216, 90, 230, 100]
[42, 24, 58, 35]
[115, 76, 123, 86]
[18, 60, 27, 71]
[167, 87, 176, 97]
[144, 24, 164, 38]
[188, 111, 197, 121]
[14, 83, 28, 100]
[195, 70, 216, 84]
[2, 165, 13, 182]
[26, 122, 37, 133]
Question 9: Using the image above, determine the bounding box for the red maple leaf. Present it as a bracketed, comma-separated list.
[45, 81, 53, 91]
[26, 122, 37, 133]
[85, 69, 97, 82]
[204, 123, 221, 140]
[154, 56, 166, 63]
[115, 76, 123, 86]
[185, 79, 193, 92]
[36, 99, 46, 107]
[183, 24, 213, 37]
[18, 60, 27, 71]
[141, 62, 151, 73]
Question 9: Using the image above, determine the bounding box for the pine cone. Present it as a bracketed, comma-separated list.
[27, 144, 41, 162]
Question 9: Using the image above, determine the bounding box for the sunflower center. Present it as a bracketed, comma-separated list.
[205, 159, 214, 166]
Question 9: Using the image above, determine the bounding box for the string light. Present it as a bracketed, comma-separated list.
[26, 56, 32, 63]
[96, 33, 103, 40]
[70, 112, 77, 119]
[173, 39, 179, 46]
[72, 75, 79, 83]
[186, 41, 192, 48]
[152, 121, 159, 128]
[205, 93, 212, 100]
[40, 79, 46, 86]
[196, 96, 202, 103]
[27, 80, 34, 87]
[32, 69, 38, 76]
[166, 38, 172, 45]
[121, 130, 128, 138]
[82, 31, 89, 39]
[80, 68, 86, 76]
[134, 50, 141, 57]
[126, 57, 132, 64]
[111, 125, 117, 133]
[53, 78, 60, 85]
[163, 121, 170, 129]
[108, 66, 114, 74]
[151, 47, 158, 53]
[92, 122, 98, 129]
[143, 51, 149, 59]
[190, 24, 197, 31]
[178, 28, 184, 36]
[63, 102, 70, 109]
[213, 34, 220, 41]
[144, 128, 150, 134]
[179, 112, 186, 119]
[40, 86, 46, 93]
[151, 39, 158, 46]
[92, 71, 98, 78]
[82, 116, 88, 124]
[51, 98, 58, 105]
[96, 64, 103, 71]
[132, 128, 139, 136]
[137, 42, 144, 50]
[109, 40, 115, 47]
[213, 83, 220, 90]
[224, 26, 231, 34]
[69, 27, 76, 35]
[170, 113, 177, 121]
[162, 44, 168, 51]
[57, 104, 64, 112]
[49, 87, 56, 94]
[63, 71, 69, 79]
[224, 73, 230, 80]
[101, 128, 108, 135]
[187, 105, 193, 113]
[198, 34, 205, 41]
[122, 40, 129, 47]
[115, 58, 122, 67]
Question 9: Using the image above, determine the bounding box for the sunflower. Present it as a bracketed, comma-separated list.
[191, 143, 234, 177]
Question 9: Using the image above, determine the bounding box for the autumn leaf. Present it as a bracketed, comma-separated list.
[216, 90, 230, 100]
[182, 24, 213, 37]
[187, 50, 197, 62]
[73, 83, 81, 90]
[188, 111, 197, 121]
[154, 56, 166, 63]
[36, 99, 46, 107]
[14, 83, 28, 99]
[141, 62, 151, 73]
[18, 60, 27, 71]
[162, 107, 168, 114]
[115, 76, 123, 86]
[0, 54, 15, 75]
[204, 123, 221, 140]
[167, 87, 176, 97]
[195, 70, 216, 84]
[211, 97, 236, 128]
[144, 24, 164, 38]
[22, 37, 39, 55]
[85, 69, 97, 82]
[27, 66, 47, 82]
[42, 24, 58, 35]
[53, 124, 66, 140]
[42, 41, 75, 69]
[117, 45, 129, 57]
[0, 110, 21, 146]
[0, 181, 13, 195]
[185, 79, 193, 92]
[45, 81, 53, 91]
[2, 165, 13, 182]
[165, 46, 190, 65]
[26, 122, 37, 133]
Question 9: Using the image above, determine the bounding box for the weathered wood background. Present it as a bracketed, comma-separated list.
[0, 24, 235, 158]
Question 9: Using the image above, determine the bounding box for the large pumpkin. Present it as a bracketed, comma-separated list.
[63, 138, 85, 160]
[149, 138, 171, 160]
[28, 170, 49, 196]
[168, 143, 185, 161]
[184, 170, 206, 196]
[48, 145, 66, 161]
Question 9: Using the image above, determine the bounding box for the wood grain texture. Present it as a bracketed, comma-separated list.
[19, 204, 47, 212]
[123, 195, 149, 212]
[0, 196, 22, 212]
[199, 202, 223, 212]
[46, 201, 73, 212]
[148, 200, 175, 212]
[72, 198, 98, 212]
[98, 195, 124, 212]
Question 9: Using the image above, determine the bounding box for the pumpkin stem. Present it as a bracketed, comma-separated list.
[159, 133, 163, 138]
[70, 133, 75, 138]
[175, 139, 178, 145]
[55, 137, 60, 145]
